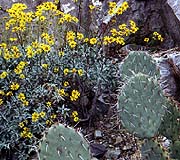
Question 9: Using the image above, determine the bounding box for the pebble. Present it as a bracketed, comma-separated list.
[94, 130, 102, 138]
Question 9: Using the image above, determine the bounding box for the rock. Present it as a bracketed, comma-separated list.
[114, 136, 123, 146]
[105, 149, 121, 159]
[167, 0, 180, 21]
[94, 130, 102, 138]
[90, 143, 107, 158]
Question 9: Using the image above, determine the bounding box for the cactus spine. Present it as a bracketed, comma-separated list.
[39, 124, 91, 160]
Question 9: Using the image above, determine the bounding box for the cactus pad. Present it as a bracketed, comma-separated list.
[170, 140, 180, 159]
[118, 73, 169, 138]
[39, 124, 91, 160]
[159, 101, 180, 141]
[141, 139, 169, 160]
[120, 51, 159, 80]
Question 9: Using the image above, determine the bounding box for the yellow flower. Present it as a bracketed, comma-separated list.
[58, 51, 64, 57]
[117, 7, 123, 15]
[6, 91, 13, 96]
[32, 41, 39, 48]
[69, 41, 77, 48]
[10, 82, 20, 90]
[19, 74, 25, 79]
[0, 71, 8, 79]
[53, 67, 59, 73]
[144, 38, 149, 43]
[46, 119, 52, 126]
[89, 5, 95, 10]
[0, 43, 7, 48]
[63, 68, 69, 75]
[32, 112, 39, 122]
[18, 93, 26, 101]
[57, 89, 66, 96]
[77, 32, 84, 40]
[108, 9, 115, 15]
[40, 111, 46, 118]
[50, 114, 57, 119]
[64, 14, 72, 22]
[9, 37, 17, 41]
[0, 90, 5, 95]
[0, 99, 3, 105]
[84, 38, 89, 43]
[46, 101, 52, 107]
[89, 38, 97, 45]
[108, 2, 117, 8]
[14, 68, 22, 74]
[41, 44, 51, 52]
[20, 131, 28, 138]
[39, 15, 46, 21]
[110, 28, 118, 36]
[71, 68, 77, 73]
[42, 64, 48, 69]
[78, 69, 83, 76]
[73, 116, 79, 122]
[18, 122, 24, 128]
[72, 111, 78, 117]
[70, 90, 80, 101]
[27, 132, 33, 138]
[23, 127, 29, 132]
[63, 81, 69, 87]
[22, 100, 29, 106]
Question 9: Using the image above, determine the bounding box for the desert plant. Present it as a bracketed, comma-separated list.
[39, 124, 91, 160]
[118, 51, 180, 159]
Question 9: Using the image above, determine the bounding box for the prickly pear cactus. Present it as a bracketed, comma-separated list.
[170, 140, 180, 159]
[120, 51, 159, 80]
[159, 101, 180, 141]
[118, 73, 170, 138]
[141, 139, 169, 160]
[39, 124, 91, 160]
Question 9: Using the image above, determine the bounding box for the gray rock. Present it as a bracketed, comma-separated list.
[94, 130, 102, 138]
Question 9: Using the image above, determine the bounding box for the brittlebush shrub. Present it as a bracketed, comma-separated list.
[0, 1, 140, 159]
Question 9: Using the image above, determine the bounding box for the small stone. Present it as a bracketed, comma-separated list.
[105, 149, 121, 159]
[94, 130, 102, 138]
[115, 136, 123, 145]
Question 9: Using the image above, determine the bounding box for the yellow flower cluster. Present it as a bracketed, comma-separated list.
[45, 114, 56, 126]
[103, 20, 138, 45]
[70, 90, 80, 101]
[31, 111, 46, 123]
[6, 3, 33, 32]
[153, 32, 164, 42]
[26, 40, 52, 58]
[0, 43, 11, 60]
[14, 61, 27, 75]
[41, 32, 55, 46]
[108, 1, 129, 15]
[66, 31, 99, 48]
[17, 92, 29, 106]
[144, 32, 163, 43]
[19, 120, 33, 139]
[63, 68, 84, 76]
[20, 129, 33, 139]
[71, 111, 79, 122]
